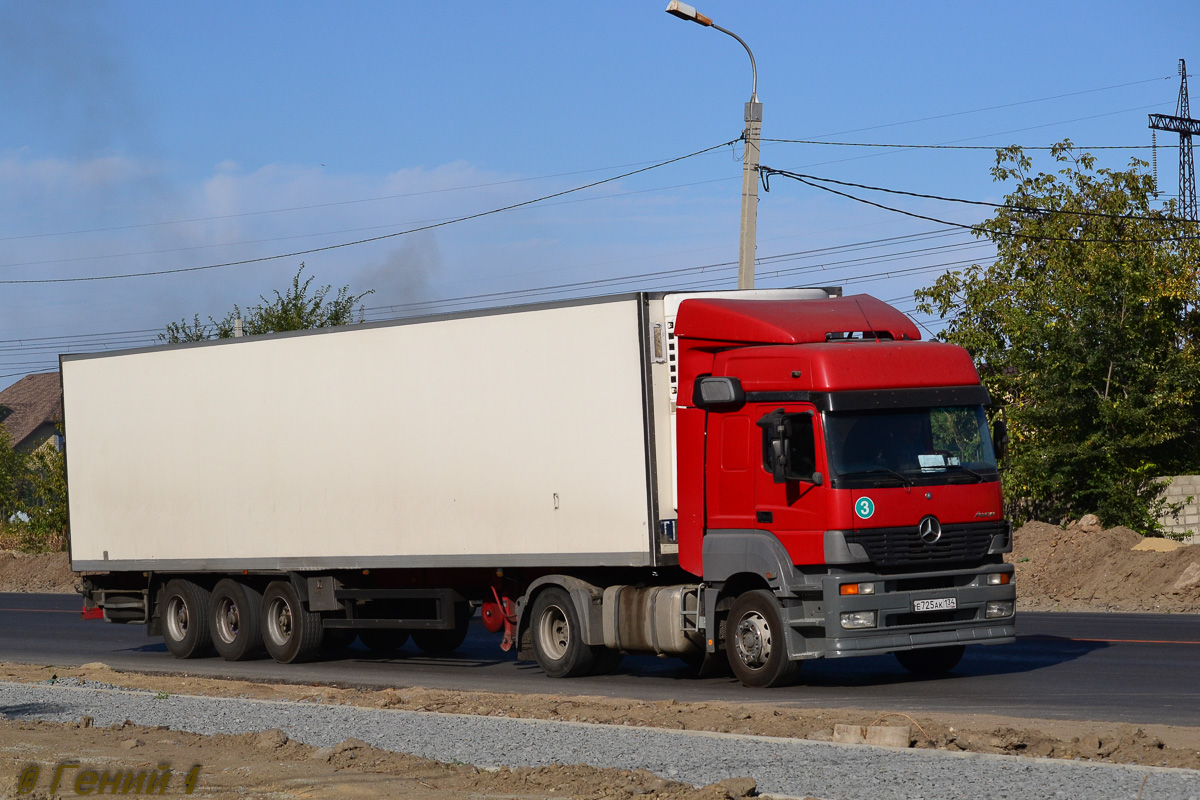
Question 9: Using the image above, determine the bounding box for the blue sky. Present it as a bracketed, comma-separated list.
[1, 1, 1196, 389]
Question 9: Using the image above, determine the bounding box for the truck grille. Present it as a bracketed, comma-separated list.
[845, 522, 1004, 568]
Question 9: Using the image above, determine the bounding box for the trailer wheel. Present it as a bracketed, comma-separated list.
[412, 602, 474, 654]
[209, 579, 264, 661]
[530, 587, 596, 678]
[726, 590, 799, 688]
[894, 645, 965, 675]
[261, 581, 323, 664]
[357, 629, 409, 654]
[161, 579, 213, 659]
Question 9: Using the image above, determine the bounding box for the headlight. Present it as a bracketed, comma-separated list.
[840, 611, 877, 629]
[986, 573, 1011, 586]
[985, 601, 1014, 619]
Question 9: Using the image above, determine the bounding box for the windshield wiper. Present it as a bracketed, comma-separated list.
[943, 464, 988, 483]
[835, 468, 914, 486]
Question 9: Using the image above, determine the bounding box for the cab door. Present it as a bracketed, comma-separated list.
[752, 405, 827, 565]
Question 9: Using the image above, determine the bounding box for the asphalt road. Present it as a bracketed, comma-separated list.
[2, 592, 1197, 727]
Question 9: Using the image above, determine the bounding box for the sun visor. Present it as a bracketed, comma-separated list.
[673, 294, 920, 345]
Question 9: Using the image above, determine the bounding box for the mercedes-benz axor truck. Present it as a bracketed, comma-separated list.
[64, 289, 1015, 687]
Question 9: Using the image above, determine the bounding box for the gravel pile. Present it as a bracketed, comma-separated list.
[2, 681, 1197, 800]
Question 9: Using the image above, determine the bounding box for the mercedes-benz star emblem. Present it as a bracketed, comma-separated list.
[918, 515, 943, 544]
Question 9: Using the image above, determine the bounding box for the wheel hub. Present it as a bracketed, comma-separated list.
[733, 612, 772, 669]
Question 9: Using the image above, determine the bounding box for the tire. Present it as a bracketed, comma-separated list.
[357, 629, 409, 654]
[894, 645, 965, 675]
[208, 579, 264, 661]
[261, 580, 323, 664]
[161, 579, 214, 659]
[725, 590, 800, 688]
[530, 587, 597, 678]
[412, 603, 474, 655]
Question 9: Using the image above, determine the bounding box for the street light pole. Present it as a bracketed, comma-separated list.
[666, 1, 760, 290]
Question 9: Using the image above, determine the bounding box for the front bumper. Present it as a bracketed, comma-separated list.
[818, 563, 1015, 658]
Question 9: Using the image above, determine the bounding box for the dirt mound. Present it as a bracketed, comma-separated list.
[0, 550, 76, 593]
[1008, 521, 1200, 612]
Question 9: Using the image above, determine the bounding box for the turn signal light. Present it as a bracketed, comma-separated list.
[986, 573, 1011, 586]
[839, 582, 876, 595]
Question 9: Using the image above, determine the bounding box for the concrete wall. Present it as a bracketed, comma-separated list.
[1156, 475, 1200, 543]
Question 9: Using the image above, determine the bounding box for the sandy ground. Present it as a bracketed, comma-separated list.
[0, 716, 750, 800]
[2, 522, 1199, 795]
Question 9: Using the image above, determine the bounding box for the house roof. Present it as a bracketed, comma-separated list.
[0, 372, 62, 450]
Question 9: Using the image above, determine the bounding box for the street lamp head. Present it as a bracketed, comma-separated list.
[665, 1, 713, 27]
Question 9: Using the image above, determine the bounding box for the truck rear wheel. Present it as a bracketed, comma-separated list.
[412, 602, 474, 654]
[209, 579, 264, 661]
[726, 590, 799, 688]
[530, 587, 596, 678]
[894, 645, 965, 675]
[261, 581, 323, 664]
[161, 579, 213, 659]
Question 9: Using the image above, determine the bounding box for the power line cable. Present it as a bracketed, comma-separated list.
[0, 175, 740, 271]
[804, 76, 1174, 139]
[0, 156, 717, 244]
[760, 169, 1200, 245]
[762, 138, 1168, 151]
[762, 169, 1185, 223]
[0, 140, 736, 286]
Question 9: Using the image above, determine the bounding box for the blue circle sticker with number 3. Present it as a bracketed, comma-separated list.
[855, 497, 875, 519]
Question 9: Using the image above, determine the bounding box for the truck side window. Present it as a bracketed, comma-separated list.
[757, 410, 817, 483]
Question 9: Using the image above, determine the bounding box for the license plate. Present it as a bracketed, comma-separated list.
[913, 597, 957, 612]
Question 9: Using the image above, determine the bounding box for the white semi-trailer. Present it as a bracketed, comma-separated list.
[66, 290, 1015, 687]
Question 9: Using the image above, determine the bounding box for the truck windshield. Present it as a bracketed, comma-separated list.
[824, 405, 998, 488]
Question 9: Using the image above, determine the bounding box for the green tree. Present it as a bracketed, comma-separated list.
[15, 444, 68, 553]
[0, 426, 28, 523]
[159, 264, 374, 343]
[0, 426, 67, 553]
[916, 141, 1200, 533]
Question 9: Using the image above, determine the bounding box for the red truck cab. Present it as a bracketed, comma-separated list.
[673, 294, 1015, 686]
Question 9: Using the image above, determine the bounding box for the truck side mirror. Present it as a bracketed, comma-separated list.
[757, 409, 820, 484]
[694, 376, 745, 409]
[992, 417, 1009, 461]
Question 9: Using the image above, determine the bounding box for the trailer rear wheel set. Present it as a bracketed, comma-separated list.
[154, 577, 476, 665]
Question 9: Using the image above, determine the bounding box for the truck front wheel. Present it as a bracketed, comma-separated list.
[161, 579, 213, 659]
[530, 587, 596, 678]
[209, 579, 264, 661]
[726, 590, 799, 688]
[894, 645, 965, 675]
[261, 581, 323, 664]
